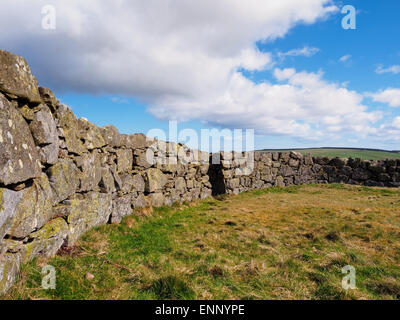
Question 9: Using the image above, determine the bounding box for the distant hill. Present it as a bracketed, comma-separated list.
[260, 148, 400, 161]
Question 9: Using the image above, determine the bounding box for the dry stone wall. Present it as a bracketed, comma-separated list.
[1, 49, 400, 295]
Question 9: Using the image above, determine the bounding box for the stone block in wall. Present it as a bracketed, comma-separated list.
[281, 165, 295, 177]
[160, 163, 178, 173]
[38, 87, 59, 113]
[132, 174, 145, 193]
[272, 161, 281, 168]
[148, 193, 165, 207]
[0, 252, 22, 296]
[175, 177, 187, 194]
[116, 149, 133, 173]
[145, 168, 167, 193]
[7, 174, 55, 239]
[289, 158, 300, 168]
[132, 193, 147, 208]
[304, 154, 313, 165]
[111, 168, 123, 191]
[119, 173, 134, 194]
[78, 118, 106, 150]
[134, 149, 153, 168]
[200, 188, 212, 199]
[351, 168, 371, 181]
[0, 93, 42, 185]
[55, 104, 87, 155]
[46, 159, 80, 203]
[64, 193, 112, 246]
[111, 195, 132, 224]
[378, 173, 391, 182]
[275, 176, 285, 187]
[77, 152, 102, 192]
[17, 103, 36, 121]
[0, 50, 41, 104]
[261, 154, 273, 166]
[29, 105, 57, 146]
[290, 151, 303, 160]
[369, 163, 385, 175]
[329, 158, 346, 169]
[226, 178, 240, 189]
[99, 167, 117, 193]
[7, 218, 68, 264]
[0, 189, 23, 244]
[101, 125, 122, 148]
[29, 104, 59, 165]
[280, 153, 290, 163]
[346, 158, 361, 169]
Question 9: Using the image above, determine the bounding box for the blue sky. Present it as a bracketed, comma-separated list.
[1, 0, 400, 151]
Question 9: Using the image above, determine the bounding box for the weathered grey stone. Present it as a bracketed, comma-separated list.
[7, 174, 54, 239]
[145, 168, 167, 193]
[111, 168, 123, 191]
[46, 159, 80, 203]
[30, 105, 57, 145]
[226, 178, 240, 189]
[200, 188, 212, 199]
[148, 193, 164, 207]
[116, 149, 133, 173]
[280, 153, 290, 163]
[288, 158, 300, 168]
[0, 93, 42, 185]
[101, 125, 122, 148]
[120, 174, 134, 194]
[0, 50, 41, 104]
[65, 193, 112, 246]
[111, 195, 132, 224]
[99, 166, 116, 193]
[281, 165, 295, 177]
[18, 104, 35, 121]
[0, 189, 23, 243]
[275, 176, 285, 187]
[304, 154, 313, 165]
[38, 87, 58, 113]
[134, 149, 153, 168]
[0, 253, 22, 296]
[132, 174, 145, 193]
[175, 177, 187, 194]
[29, 105, 59, 165]
[78, 118, 106, 150]
[77, 152, 102, 192]
[38, 143, 59, 165]
[10, 218, 68, 263]
[55, 105, 86, 155]
[132, 193, 147, 208]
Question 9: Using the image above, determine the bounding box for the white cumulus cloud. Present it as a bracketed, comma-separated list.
[339, 54, 352, 63]
[278, 46, 320, 59]
[368, 88, 400, 107]
[375, 65, 400, 75]
[0, 0, 385, 142]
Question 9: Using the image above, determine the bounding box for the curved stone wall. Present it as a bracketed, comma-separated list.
[1, 49, 399, 295]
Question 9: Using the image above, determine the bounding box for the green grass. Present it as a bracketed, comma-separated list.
[3, 184, 400, 300]
[261, 148, 400, 161]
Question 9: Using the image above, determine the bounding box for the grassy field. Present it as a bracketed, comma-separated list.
[3, 184, 400, 300]
[261, 148, 400, 161]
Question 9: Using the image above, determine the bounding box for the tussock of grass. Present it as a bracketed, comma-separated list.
[3, 184, 400, 300]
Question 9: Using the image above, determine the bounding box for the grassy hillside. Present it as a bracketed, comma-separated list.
[4, 184, 400, 300]
[261, 148, 400, 161]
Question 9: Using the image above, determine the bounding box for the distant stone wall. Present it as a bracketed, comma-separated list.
[1, 49, 399, 295]
[218, 151, 400, 196]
